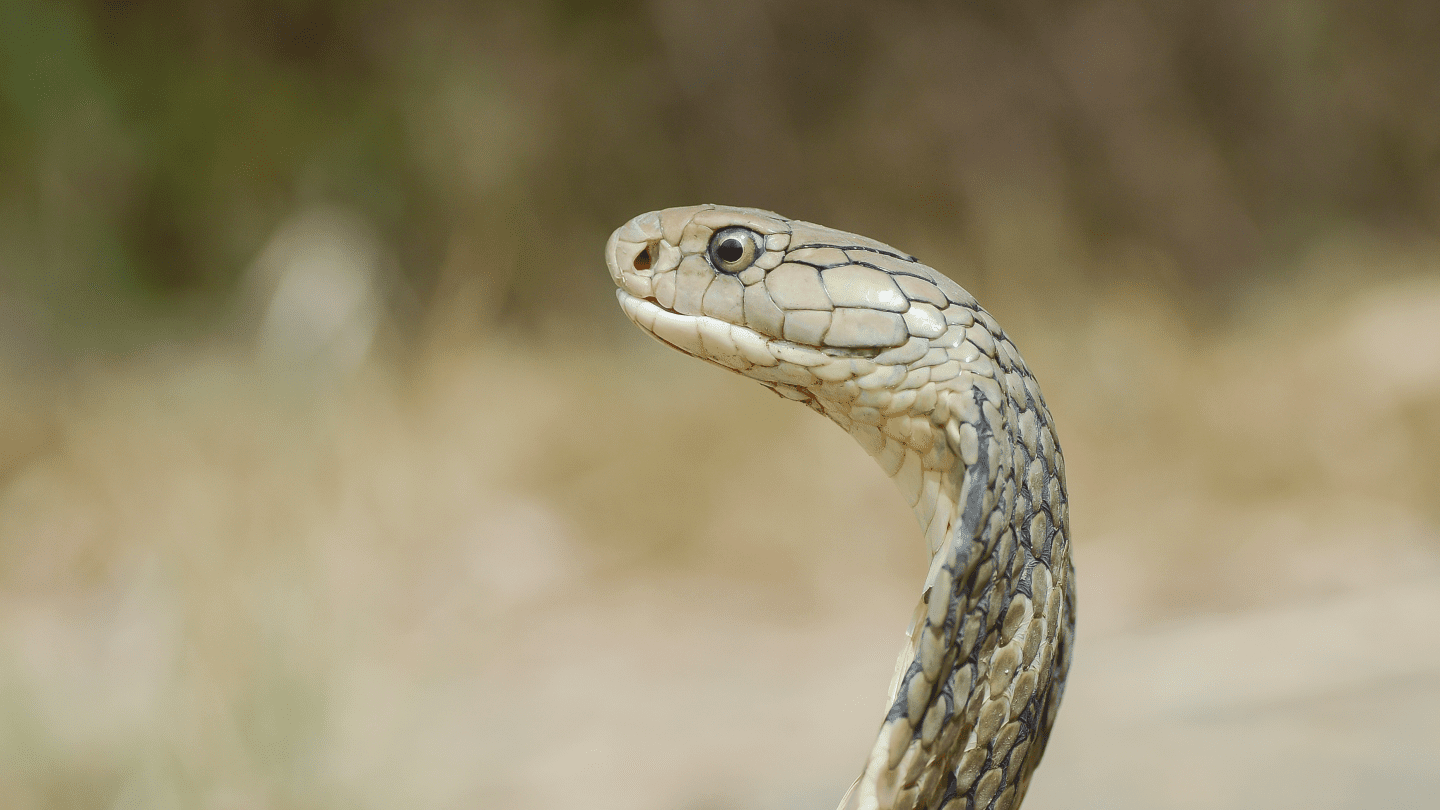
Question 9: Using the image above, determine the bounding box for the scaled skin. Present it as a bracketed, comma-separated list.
[607, 205, 1075, 810]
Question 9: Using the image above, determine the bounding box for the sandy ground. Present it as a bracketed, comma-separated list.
[1, 267, 1438, 809]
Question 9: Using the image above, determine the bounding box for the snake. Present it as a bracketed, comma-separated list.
[604, 205, 1075, 810]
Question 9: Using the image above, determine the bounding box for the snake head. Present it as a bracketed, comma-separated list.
[605, 205, 1005, 405]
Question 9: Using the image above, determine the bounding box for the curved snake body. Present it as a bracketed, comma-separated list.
[605, 206, 1075, 810]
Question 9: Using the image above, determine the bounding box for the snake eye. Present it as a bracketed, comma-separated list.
[708, 227, 762, 274]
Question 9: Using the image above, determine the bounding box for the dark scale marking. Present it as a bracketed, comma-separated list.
[1016, 559, 1035, 600]
[956, 389, 994, 550]
[800, 242, 920, 263]
[1038, 507, 1056, 565]
[845, 259, 946, 285]
[887, 663, 925, 723]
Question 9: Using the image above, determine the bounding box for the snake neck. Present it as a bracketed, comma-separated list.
[778, 368, 1007, 571]
[767, 341, 1073, 810]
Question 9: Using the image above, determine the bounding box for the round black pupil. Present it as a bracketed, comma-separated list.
[717, 238, 744, 263]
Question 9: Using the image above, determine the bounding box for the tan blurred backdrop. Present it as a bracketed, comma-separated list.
[1, 2, 1438, 809]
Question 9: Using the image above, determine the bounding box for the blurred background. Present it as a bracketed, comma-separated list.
[1, 1, 1438, 808]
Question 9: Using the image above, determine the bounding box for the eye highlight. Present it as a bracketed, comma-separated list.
[707, 227, 762, 274]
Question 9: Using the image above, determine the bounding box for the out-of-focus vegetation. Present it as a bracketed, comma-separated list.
[3, 0, 1438, 353]
[1, 3, 1438, 810]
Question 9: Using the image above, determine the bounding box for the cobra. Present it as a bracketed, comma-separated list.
[605, 206, 1074, 810]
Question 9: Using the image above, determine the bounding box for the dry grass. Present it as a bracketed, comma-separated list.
[1, 241, 1437, 809]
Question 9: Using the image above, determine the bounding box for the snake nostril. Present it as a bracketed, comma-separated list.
[633, 246, 652, 271]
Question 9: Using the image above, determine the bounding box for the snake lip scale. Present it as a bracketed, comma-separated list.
[606, 205, 1075, 810]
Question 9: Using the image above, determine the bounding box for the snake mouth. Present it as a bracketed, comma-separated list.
[614, 289, 885, 370]
[614, 291, 706, 359]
